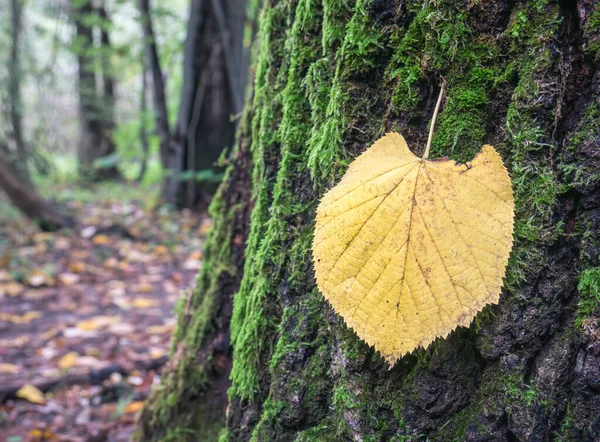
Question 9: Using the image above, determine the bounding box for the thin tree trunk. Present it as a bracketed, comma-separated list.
[8, 0, 29, 183]
[137, 0, 600, 440]
[72, 0, 103, 179]
[96, 0, 119, 179]
[137, 56, 150, 183]
[0, 158, 75, 231]
[138, 0, 176, 202]
[172, 0, 254, 208]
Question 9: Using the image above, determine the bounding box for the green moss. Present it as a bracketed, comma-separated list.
[559, 103, 600, 196]
[430, 67, 495, 162]
[388, 0, 499, 142]
[575, 268, 600, 327]
[228, 0, 294, 402]
[584, 4, 600, 59]
[307, 0, 386, 182]
[501, 2, 562, 293]
[554, 402, 576, 442]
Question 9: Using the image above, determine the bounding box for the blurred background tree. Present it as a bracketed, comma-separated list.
[0, 0, 255, 216]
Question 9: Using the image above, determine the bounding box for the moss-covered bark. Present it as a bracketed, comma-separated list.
[137, 0, 600, 440]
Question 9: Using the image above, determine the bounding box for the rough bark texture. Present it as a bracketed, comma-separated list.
[138, 0, 600, 440]
[175, 0, 252, 208]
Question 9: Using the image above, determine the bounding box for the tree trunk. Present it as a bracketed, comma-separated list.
[174, 0, 252, 208]
[137, 55, 150, 183]
[137, 0, 600, 440]
[72, 0, 103, 179]
[72, 0, 119, 180]
[96, 0, 120, 179]
[138, 0, 177, 202]
[7, 0, 30, 183]
[0, 158, 75, 231]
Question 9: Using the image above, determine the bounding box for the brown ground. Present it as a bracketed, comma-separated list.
[0, 194, 210, 442]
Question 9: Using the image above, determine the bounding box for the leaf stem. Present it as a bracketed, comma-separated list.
[422, 79, 446, 160]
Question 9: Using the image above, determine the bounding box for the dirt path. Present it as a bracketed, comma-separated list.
[0, 198, 209, 441]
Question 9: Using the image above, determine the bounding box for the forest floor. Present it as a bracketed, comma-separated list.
[0, 184, 210, 442]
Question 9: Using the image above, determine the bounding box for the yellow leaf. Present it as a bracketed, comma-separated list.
[68, 262, 87, 273]
[16, 383, 46, 404]
[93, 234, 110, 245]
[154, 245, 169, 255]
[147, 325, 172, 334]
[58, 272, 80, 286]
[0, 269, 12, 281]
[0, 362, 20, 373]
[58, 352, 79, 370]
[132, 298, 159, 309]
[137, 282, 154, 293]
[30, 428, 54, 439]
[124, 400, 145, 413]
[76, 315, 122, 331]
[0, 311, 43, 324]
[0, 281, 25, 297]
[313, 133, 514, 364]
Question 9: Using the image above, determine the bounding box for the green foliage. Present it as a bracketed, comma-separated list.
[583, 4, 600, 59]
[575, 268, 600, 327]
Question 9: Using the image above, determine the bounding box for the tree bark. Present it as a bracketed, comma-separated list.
[137, 55, 150, 183]
[137, 0, 600, 440]
[72, 0, 106, 179]
[96, 0, 119, 179]
[0, 158, 75, 231]
[138, 0, 177, 202]
[174, 0, 253, 208]
[7, 0, 30, 183]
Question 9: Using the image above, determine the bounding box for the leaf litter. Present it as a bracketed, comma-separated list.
[0, 196, 211, 441]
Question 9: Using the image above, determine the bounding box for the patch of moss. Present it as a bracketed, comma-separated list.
[554, 402, 576, 442]
[575, 268, 600, 327]
[501, 2, 562, 292]
[228, 0, 295, 402]
[583, 4, 600, 60]
[307, 0, 387, 182]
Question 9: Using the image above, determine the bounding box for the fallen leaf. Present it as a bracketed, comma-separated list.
[124, 401, 145, 414]
[68, 261, 87, 273]
[1, 336, 30, 347]
[80, 225, 97, 239]
[154, 245, 169, 255]
[0, 311, 43, 324]
[132, 298, 159, 309]
[313, 132, 514, 364]
[150, 348, 166, 359]
[75, 355, 102, 367]
[58, 272, 80, 286]
[0, 281, 25, 297]
[58, 352, 79, 370]
[137, 282, 154, 293]
[29, 429, 54, 440]
[92, 234, 110, 245]
[147, 325, 172, 334]
[0, 269, 12, 281]
[76, 315, 122, 331]
[0, 363, 20, 374]
[108, 322, 135, 334]
[16, 384, 46, 404]
[26, 270, 54, 287]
